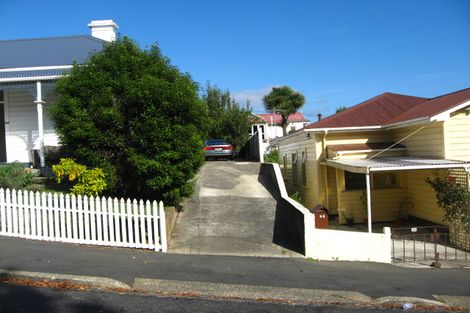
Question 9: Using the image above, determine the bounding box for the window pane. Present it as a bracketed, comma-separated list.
[344, 171, 366, 190]
[373, 173, 399, 188]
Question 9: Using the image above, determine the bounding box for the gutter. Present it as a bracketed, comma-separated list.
[0, 75, 63, 83]
[305, 126, 381, 133]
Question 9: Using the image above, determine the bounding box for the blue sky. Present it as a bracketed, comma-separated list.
[2, 0, 469, 120]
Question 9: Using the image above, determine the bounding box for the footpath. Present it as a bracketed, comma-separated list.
[0, 236, 469, 310]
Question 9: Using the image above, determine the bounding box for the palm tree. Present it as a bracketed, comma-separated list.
[262, 86, 305, 136]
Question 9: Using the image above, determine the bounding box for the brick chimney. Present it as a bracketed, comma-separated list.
[88, 20, 119, 42]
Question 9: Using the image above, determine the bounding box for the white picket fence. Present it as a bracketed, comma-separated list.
[0, 188, 167, 252]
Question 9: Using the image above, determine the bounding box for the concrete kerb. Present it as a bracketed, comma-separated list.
[0, 269, 131, 291]
[0, 269, 467, 310]
[133, 278, 372, 304]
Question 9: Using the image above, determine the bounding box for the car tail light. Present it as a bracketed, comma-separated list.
[203, 147, 214, 150]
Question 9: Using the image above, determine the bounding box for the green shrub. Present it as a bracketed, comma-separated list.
[290, 191, 302, 203]
[49, 37, 207, 204]
[53, 158, 107, 196]
[264, 148, 279, 163]
[0, 162, 34, 190]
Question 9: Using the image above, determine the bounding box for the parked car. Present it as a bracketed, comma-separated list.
[203, 139, 234, 160]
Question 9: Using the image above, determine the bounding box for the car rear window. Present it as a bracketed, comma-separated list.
[205, 139, 229, 146]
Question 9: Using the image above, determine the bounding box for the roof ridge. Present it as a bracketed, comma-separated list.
[428, 87, 470, 101]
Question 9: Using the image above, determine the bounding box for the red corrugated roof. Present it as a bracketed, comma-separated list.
[386, 88, 470, 125]
[305, 88, 470, 129]
[257, 112, 309, 124]
[306, 93, 427, 129]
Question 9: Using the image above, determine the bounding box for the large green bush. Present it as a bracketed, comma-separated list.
[49, 37, 207, 204]
[0, 162, 34, 190]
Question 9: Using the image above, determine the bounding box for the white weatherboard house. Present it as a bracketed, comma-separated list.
[0, 20, 118, 169]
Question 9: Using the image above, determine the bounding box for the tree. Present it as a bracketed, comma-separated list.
[336, 106, 348, 113]
[262, 86, 305, 136]
[202, 83, 251, 152]
[49, 37, 208, 204]
[426, 171, 470, 232]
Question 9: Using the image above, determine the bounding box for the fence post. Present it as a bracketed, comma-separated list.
[159, 201, 167, 252]
[139, 200, 147, 248]
[146, 200, 153, 248]
[71, 194, 77, 243]
[126, 199, 134, 246]
[65, 194, 72, 241]
[133, 200, 140, 247]
[18, 190, 24, 237]
[120, 198, 127, 247]
[0, 188, 5, 235]
[153, 201, 159, 251]
[47, 193, 54, 240]
[12, 189, 18, 235]
[113, 197, 120, 246]
[35, 191, 41, 239]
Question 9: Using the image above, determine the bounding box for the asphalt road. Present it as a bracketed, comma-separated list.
[0, 236, 469, 300]
[0, 282, 449, 313]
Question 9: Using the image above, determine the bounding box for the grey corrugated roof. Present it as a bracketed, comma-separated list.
[323, 157, 470, 174]
[0, 68, 70, 80]
[0, 35, 105, 68]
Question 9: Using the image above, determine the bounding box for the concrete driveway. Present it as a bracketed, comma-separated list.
[169, 161, 302, 257]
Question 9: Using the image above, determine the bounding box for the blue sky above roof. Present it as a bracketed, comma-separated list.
[1, 0, 469, 119]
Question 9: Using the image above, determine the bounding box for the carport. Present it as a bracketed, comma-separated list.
[322, 157, 470, 233]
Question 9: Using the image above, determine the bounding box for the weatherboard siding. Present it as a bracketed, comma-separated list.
[445, 111, 470, 161]
[390, 123, 444, 158]
[324, 131, 392, 146]
[404, 170, 444, 224]
[5, 89, 59, 163]
[278, 136, 318, 208]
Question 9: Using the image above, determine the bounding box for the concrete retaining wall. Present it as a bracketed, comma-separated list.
[263, 162, 392, 263]
[309, 228, 391, 263]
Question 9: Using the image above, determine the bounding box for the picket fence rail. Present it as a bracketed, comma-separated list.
[0, 188, 167, 252]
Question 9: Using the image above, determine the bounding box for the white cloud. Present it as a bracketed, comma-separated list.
[231, 86, 275, 112]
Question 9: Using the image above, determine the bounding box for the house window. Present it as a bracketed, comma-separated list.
[0, 91, 3, 102]
[292, 153, 298, 184]
[373, 173, 399, 189]
[344, 171, 366, 190]
[301, 151, 307, 185]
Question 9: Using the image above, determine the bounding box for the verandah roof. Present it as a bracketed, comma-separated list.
[322, 157, 470, 174]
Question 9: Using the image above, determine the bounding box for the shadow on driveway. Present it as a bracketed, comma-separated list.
[257, 164, 305, 255]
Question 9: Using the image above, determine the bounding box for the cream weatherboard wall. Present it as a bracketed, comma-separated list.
[4, 89, 59, 163]
[389, 122, 445, 158]
[387, 123, 445, 224]
[444, 110, 470, 161]
[277, 133, 319, 208]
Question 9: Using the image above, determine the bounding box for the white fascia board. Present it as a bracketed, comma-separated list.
[370, 163, 470, 172]
[383, 117, 430, 129]
[430, 100, 470, 122]
[0, 75, 62, 83]
[320, 160, 369, 174]
[336, 147, 406, 155]
[0, 65, 73, 72]
[305, 126, 382, 133]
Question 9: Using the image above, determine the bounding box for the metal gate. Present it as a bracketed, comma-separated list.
[392, 226, 469, 263]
